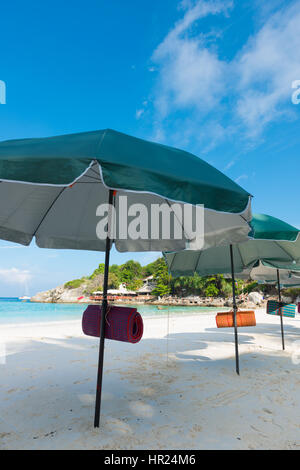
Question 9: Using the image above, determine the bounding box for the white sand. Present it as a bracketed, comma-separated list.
[0, 309, 300, 450]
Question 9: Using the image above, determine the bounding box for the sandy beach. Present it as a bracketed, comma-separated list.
[0, 309, 299, 450]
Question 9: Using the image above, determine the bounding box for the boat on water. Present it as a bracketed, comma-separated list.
[19, 296, 31, 302]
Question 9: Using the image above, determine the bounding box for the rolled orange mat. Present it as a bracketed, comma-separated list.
[216, 311, 256, 328]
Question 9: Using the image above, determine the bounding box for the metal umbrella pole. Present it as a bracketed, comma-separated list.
[94, 189, 114, 428]
[277, 269, 285, 351]
[230, 244, 240, 375]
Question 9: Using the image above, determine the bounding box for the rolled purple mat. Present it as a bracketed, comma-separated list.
[82, 304, 143, 343]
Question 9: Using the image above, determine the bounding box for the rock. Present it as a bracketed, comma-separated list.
[246, 301, 258, 309]
[248, 292, 263, 305]
[31, 283, 90, 303]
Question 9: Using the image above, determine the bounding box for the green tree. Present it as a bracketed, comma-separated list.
[64, 278, 86, 289]
[118, 260, 143, 290]
[142, 257, 164, 277]
[242, 281, 259, 294]
[109, 264, 120, 275]
[152, 258, 171, 297]
[108, 272, 119, 289]
[89, 263, 105, 279]
[63, 256, 262, 300]
[220, 278, 233, 297]
[205, 284, 219, 297]
[129, 279, 144, 291]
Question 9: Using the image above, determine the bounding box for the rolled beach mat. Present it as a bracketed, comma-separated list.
[266, 300, 296, 318]
[216, 311, 256, 328]
[82, 305, 143, 343]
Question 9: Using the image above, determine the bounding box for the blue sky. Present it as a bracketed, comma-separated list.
[0, 0, 299, 296]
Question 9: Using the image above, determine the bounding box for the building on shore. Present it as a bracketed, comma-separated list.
[90, 278, 157, 302]
[90, 283, 137, 301]
[136, 275, 156, 296]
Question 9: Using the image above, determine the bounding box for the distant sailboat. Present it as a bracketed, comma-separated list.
[19, 279, 31, 301]
[19, 296, 31, 302]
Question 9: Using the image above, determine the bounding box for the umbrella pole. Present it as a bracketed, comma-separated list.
[277, 269, 285, 351]
[94, 189, 114, 428]
[230, 244, 240, 375]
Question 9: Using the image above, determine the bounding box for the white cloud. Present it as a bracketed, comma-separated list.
[224, 160, 235, 171]
[152, 0, 233, 116]
[135, 101, 149, 120]
[235, 1, 300, 133]
[135, 109, 145, 119]
[149, 1, 300, 144]
[235, 174, 248, 184]
[0, 268, 32, 284]
[47, 253, 59, 259]
[0, 245, 23, 249]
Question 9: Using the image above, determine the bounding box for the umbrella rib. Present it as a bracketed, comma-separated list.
[164, 199, 190, 241]
[32, 187, 67, 237]
[237, 244, 246, 269]
[167, 254, 176, 275]
[194, 250, 203, 273]
[89, 166, 101, 177]
[273, 241, 295, 262]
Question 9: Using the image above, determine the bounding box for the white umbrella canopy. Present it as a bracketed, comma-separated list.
[0, 168, 252, 252]
[250, 264, 300, 286]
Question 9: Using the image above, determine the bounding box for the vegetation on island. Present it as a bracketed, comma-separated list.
[63, 257, 277, 298]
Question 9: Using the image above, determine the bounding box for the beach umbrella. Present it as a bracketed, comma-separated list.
[227, 262, 300, 351]
[0, 129, 251, 427]
[0, 129, 252, 251]
[0, 129, 253, 427]
[165, 214, 300, 277]
[253, 266, 300, 350]
[165, 214, 300, 373]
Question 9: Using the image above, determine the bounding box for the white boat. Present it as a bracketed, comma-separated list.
[19, 296, 31, 302]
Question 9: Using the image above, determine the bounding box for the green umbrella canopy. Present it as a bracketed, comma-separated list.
[164, 213, 300, 277]
[0, 129, 250, 211]
[249, 213, 299, 241]
[0, 129, 252, 251]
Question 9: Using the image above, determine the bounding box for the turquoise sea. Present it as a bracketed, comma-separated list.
[0, 298, 221, 325]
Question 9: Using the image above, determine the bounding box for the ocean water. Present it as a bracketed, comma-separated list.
[0, 298, 222, 325]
